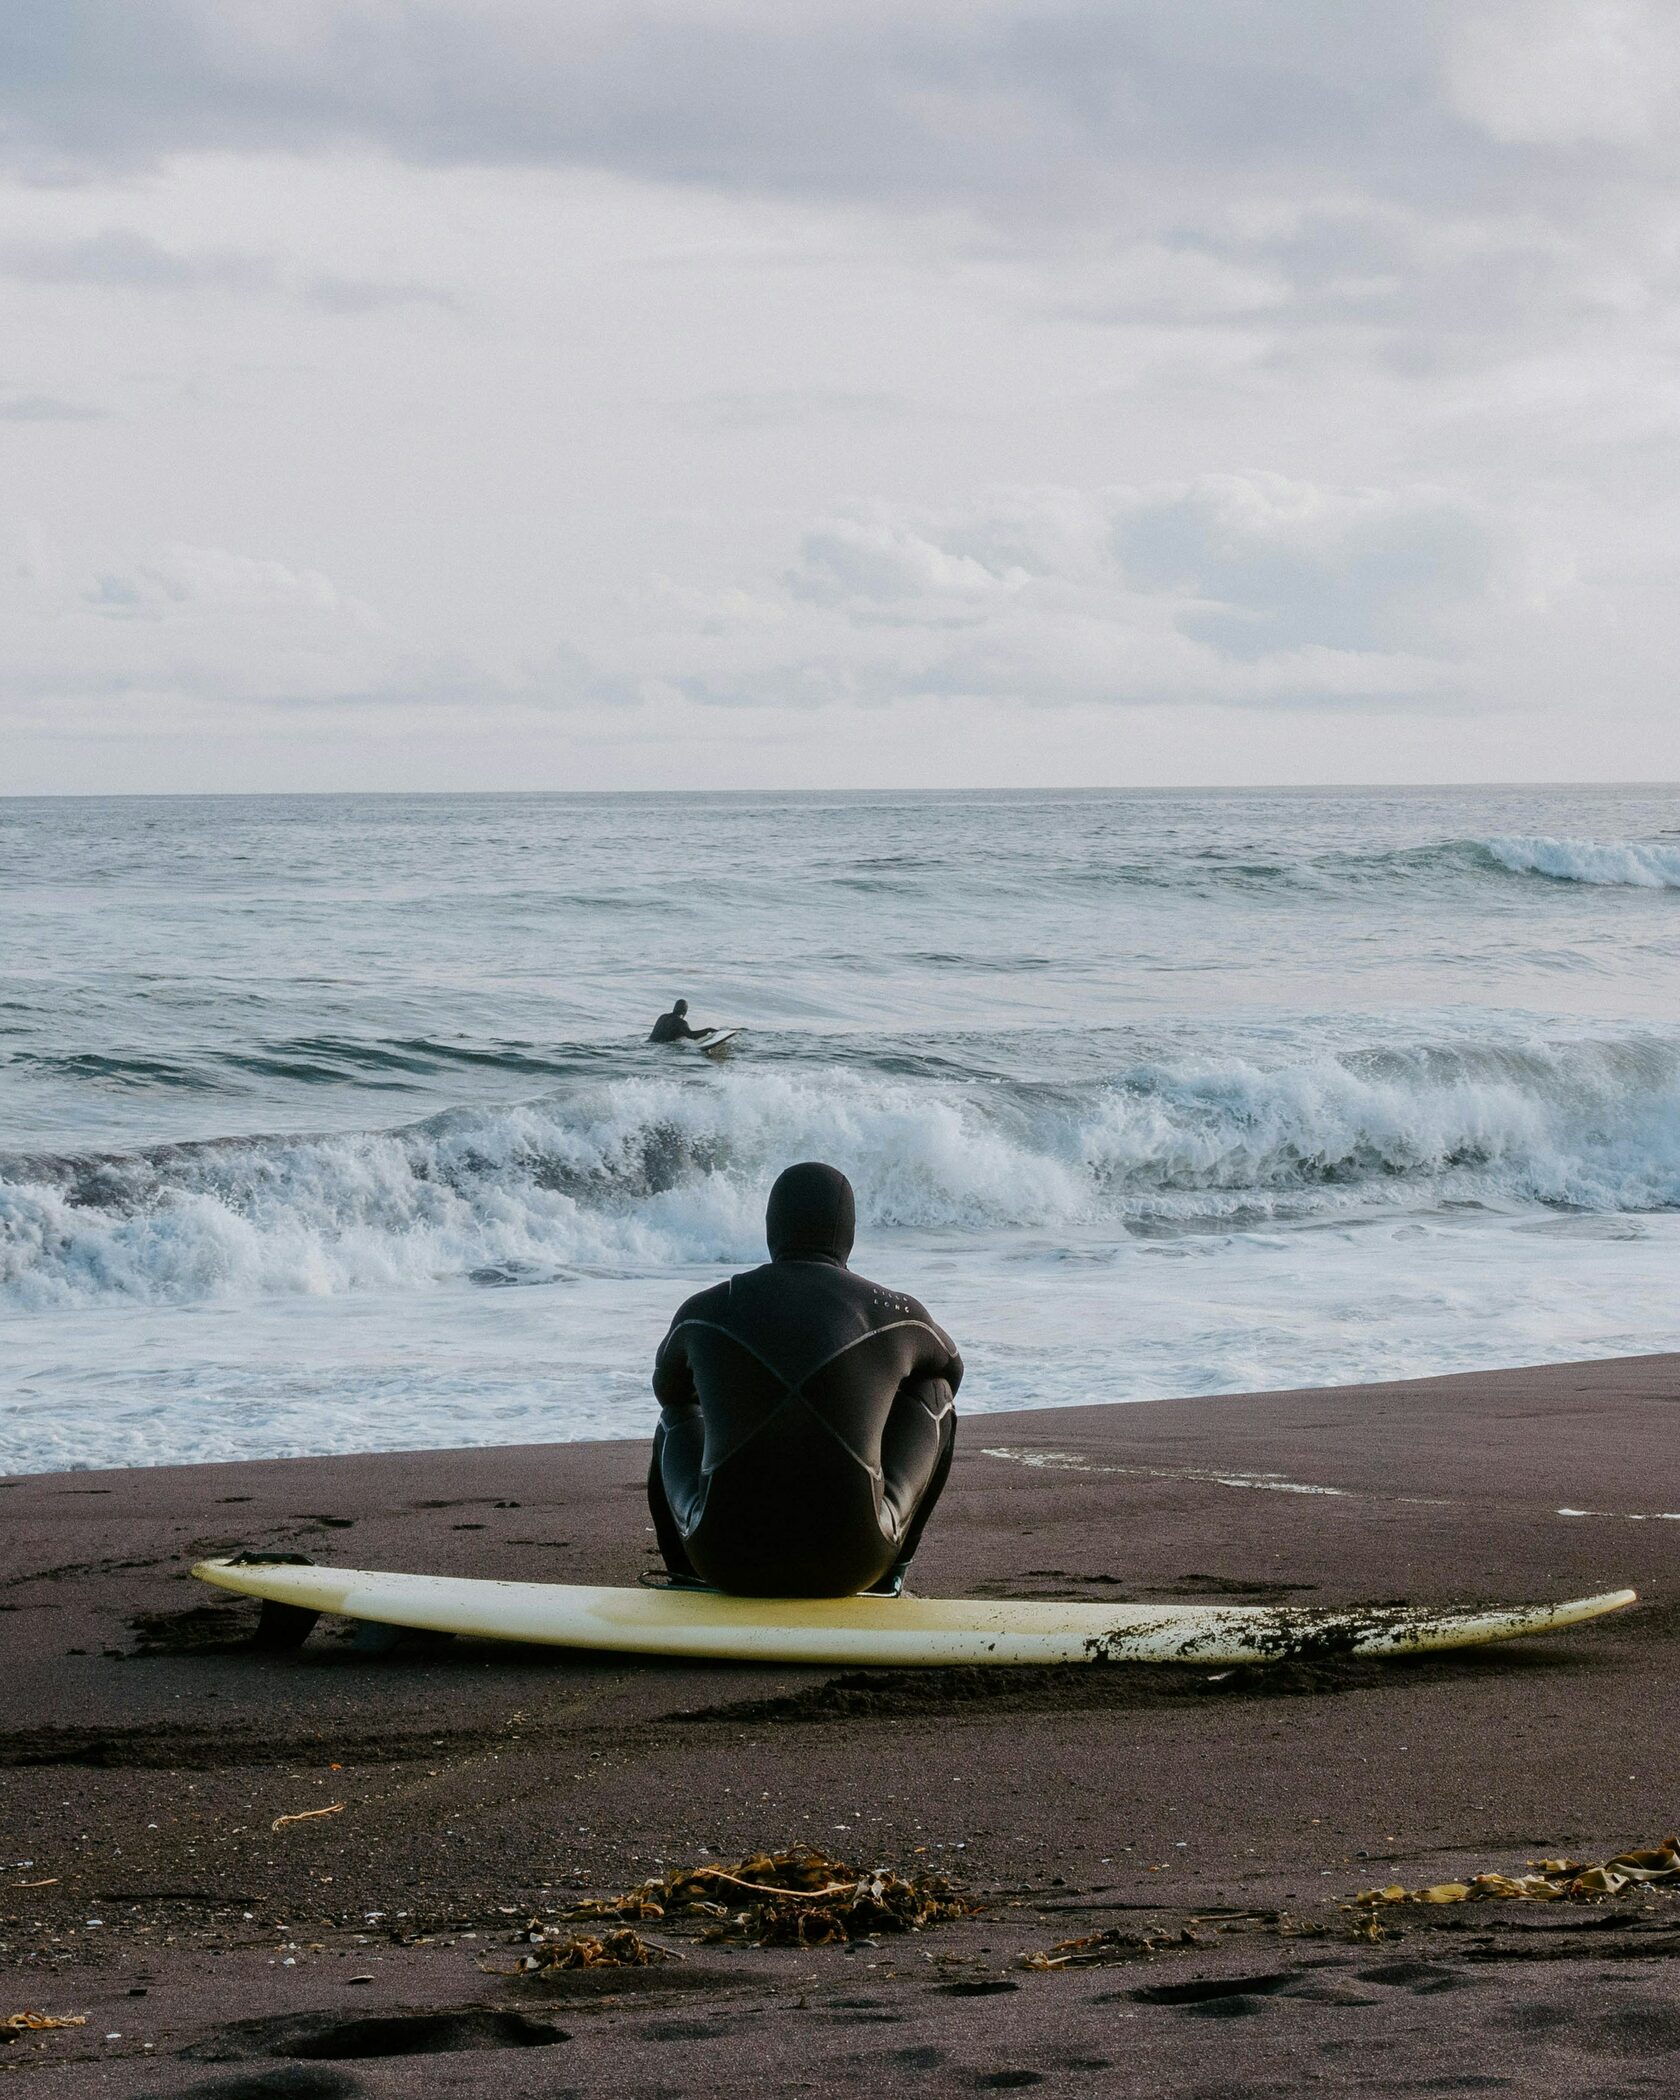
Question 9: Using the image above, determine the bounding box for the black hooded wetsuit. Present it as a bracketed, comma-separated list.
[648, 1162, 963, 1596]
[649, 1002, 705, 1043]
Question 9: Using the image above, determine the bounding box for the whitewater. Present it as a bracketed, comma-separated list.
[4, 784, 1680, 1473]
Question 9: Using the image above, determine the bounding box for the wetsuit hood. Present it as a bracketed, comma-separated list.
[765, 1161, 855, 1267]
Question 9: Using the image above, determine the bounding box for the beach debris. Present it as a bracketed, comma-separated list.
[572, 1847, 971, 1947]
[1355, 1837, 1680, 1908]
[125, 1602, 257, 1658]
[512, 1927, 675, 1970]
[270, 1802, 346, 1833]
[1020, 1908, 1320, 1970]
[4, 2011, 88, 2038]
[1022, 1924, 1208, 1968]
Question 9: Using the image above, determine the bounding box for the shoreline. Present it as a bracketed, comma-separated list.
[4, 1351, 1677, 2095]
[14, 1331, 1680, 1485]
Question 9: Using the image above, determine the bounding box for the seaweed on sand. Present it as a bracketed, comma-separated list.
[1355, 1836, 1680, 1908]
[571, 1847, 972, 1947]
[513, 1927, 673, 1970]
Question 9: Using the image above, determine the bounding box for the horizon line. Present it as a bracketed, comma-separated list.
[3, 779, 1677, 804]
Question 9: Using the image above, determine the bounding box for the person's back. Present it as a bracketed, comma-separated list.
[649, 997, 704, 1043]
[648, 1161, 962, 1596]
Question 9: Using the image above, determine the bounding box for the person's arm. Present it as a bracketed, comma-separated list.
[915, 1313, 963, 1402]
[896, 1305, 962, 1416]
[652, 1310, 701, 1421]
[878, 1310, 961, 1552]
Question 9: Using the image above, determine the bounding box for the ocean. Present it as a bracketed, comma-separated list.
[3, 784, 1679, 1476]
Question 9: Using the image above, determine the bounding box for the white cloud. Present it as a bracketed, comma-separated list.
[624, 476, 1517, 713]
[1110, 475, 1500, 659]
[1049, 243, 1289, 325]
[1445, 1, 1680, 147]
[2, 528, 395, 708]
[0, 227, 453, 311]
[789, 517, 1041, 607]
[3, 3, 1443, 199]
[0, 528, 638, 720]
[0, 392, 104, 422]
[0, 7, 1677, 789]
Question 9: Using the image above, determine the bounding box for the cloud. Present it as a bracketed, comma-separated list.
[80, 541, 358, 622]
[1111, 476, 1497, 658]
[1, 529, 394, 711]
[1, 227, 272, 292]
[1047, 242, 1289, 325]
[0, 7, 1671, 383]
[1444, 0, 1680, 147]
[0, 7, 1672, 790]
[299, 270, 456, 315]
[0, 391, 105, 420]
[0, 5, 1549, 206]
[0, 528, 632, 718]
[8, 487, 1479, 733]
[677, 388, 916, 430]
[0, 227, 454, 311]
[621, 475, 1519, 713]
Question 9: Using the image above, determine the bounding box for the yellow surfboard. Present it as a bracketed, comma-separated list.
[192, 1558, 1636, 1668]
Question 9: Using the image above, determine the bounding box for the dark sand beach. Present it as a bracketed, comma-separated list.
[3, 1354, 1677, 2096]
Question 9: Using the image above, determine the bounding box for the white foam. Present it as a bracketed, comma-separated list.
[979, 1448, 1350, 1494]
[1482, 836, 1680, 889]
[8, 1203, 1680, 1474]
[3, 1042, 1680, 1311]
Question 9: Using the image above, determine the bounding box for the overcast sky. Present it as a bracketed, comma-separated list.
[3, 1, 1679, 793]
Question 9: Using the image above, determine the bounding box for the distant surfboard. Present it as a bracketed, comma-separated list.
[193, 1558, 1635, 1667]
[699, 1028, 741, 1059]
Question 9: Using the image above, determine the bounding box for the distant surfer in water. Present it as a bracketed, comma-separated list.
[648, 998, 715, 1044]
[647, 1161, 963, 1596]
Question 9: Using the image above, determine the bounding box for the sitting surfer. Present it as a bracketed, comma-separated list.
[648, 1162, 962, 1597]
[648, 997, 714, 1044]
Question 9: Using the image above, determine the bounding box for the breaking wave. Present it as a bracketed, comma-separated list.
[1479, 836, 1680, 889]
[962, 836, 1680, 897]
[4, 1040, 1680, 1311]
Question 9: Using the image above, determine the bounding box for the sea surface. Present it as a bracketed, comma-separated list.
[4, 785, 1680, 1475]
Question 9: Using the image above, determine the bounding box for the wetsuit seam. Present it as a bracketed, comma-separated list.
[790, 1391, 885, 1483]
[660, 1316, 799, 1394]
[663, 1313, 950, 1396]
[698, 1388, 812, 1479]
[798, 1318, 954, 1387]
[656, 1320, 792, 1487]
[658, 1312, 948, 1562]
[661, 1323, 853, 1479]
[664, 1318, 907, 1481]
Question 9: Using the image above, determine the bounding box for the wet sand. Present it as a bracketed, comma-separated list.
[3, 1352, 1678, 2095]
